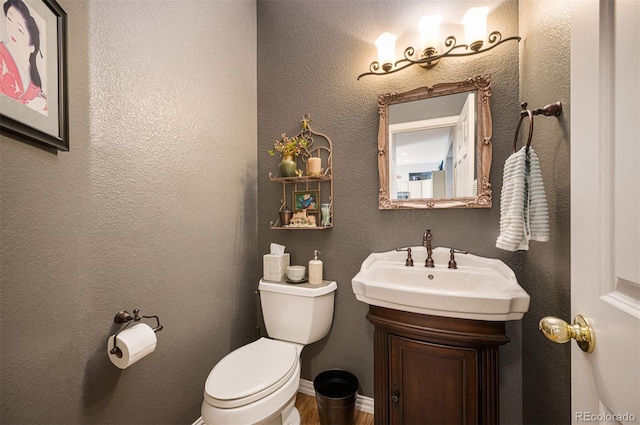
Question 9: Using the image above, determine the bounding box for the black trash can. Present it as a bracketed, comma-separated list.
[313, 369, 359, 425]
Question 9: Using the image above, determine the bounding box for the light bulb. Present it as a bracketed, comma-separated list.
[419, 14, 442, 56]
[375, 32, 397, 71]
[462, 6, 489, 51]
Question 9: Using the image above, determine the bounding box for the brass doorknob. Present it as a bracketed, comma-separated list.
[539, 315, 596, 353]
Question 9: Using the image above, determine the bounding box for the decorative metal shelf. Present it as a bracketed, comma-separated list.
[268, 114, 333, 230]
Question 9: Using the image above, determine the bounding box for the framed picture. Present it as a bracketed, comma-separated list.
[293, 190, 320, 212]
[0, 0, 68, 150]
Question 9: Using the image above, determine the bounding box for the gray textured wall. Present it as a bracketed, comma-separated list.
[519, 1, 571, 423]
[257, 1, 524, 423]
[0, 1, 257, 423]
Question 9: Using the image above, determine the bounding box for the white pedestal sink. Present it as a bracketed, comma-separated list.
[351, 247, 530, 321]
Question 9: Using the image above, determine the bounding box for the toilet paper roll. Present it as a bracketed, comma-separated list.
[107, 323, 157, 369]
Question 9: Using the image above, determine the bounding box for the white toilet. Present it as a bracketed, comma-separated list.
[201, 279, 338, 425]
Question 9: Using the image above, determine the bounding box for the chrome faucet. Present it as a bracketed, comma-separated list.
[423, 229, 434, 267]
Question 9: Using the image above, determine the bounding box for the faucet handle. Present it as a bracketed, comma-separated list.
[396, 247, 414, 267]
[448, 249, 469, 269]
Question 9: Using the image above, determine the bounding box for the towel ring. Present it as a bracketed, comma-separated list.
[512, 101, 562, 153]
[512, 103, 534, 153]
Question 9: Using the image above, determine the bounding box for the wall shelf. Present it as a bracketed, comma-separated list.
[269, 114, 333, 230]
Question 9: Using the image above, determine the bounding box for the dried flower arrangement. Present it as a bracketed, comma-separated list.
[268, 133, 308, 158]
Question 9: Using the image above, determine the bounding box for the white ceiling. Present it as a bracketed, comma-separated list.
[394, 126, 453, 166]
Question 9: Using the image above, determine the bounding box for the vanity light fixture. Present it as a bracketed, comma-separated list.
[357, 6, 520, 80]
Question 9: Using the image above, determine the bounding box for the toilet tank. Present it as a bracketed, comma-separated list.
[259, 279, 337, 345]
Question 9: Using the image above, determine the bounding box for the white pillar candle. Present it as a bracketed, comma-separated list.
[307, 157, 322, 175]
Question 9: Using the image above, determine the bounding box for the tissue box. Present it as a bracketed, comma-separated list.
[263, 253, 290, 281]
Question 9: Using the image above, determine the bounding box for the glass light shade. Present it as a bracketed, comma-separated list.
[375, 32, 397, 67]
[461, 6, 489, 47]
[419, 14, 442, 54]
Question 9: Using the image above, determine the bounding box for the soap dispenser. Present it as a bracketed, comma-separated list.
[309, 250, 323, 285]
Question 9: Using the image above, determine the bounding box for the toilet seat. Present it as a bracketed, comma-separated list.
[204, 338, 298, 409]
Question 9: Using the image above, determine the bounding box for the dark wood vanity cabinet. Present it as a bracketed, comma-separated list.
[367, 306, 510, 425]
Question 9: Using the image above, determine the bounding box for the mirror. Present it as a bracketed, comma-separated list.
[378, 74, 492, 209]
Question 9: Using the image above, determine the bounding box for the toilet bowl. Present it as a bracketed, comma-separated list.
[201, 279, 337, 425]
[201, 338, 302, 425]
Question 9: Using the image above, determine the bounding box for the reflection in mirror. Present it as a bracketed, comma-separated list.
[378, 74, 492, 209]
[390, 92, 476, 200]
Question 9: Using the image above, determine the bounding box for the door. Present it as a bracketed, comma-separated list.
[389, 335, 478, 425]
[571, 0, 640, 422]
[453, 93, 475, 197]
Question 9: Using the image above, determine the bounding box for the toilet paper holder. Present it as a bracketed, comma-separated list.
[110, 309, 163, 358]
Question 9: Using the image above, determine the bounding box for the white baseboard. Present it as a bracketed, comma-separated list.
[298, 378, 374, 415]
[193, 379, 374, 425]
[297, 377, 315, 396]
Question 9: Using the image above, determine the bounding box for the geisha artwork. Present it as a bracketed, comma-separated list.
[0, 0, 47, 114]
[0, 0, 67, 150]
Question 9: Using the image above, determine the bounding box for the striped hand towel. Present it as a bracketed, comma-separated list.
[496, 147, 549, 251]
[527, 148, 550, 242]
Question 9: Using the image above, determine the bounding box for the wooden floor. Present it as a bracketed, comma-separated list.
[295, 392, 374, 425]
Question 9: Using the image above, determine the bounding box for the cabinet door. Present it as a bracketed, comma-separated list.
[389, 335, 478, 425]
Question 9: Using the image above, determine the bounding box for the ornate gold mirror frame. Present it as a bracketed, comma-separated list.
[378, 74, 492, 209]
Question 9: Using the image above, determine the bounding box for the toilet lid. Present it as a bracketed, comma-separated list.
[204, 338, 298, 408]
